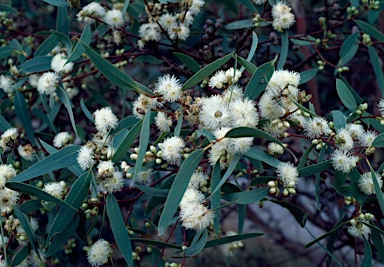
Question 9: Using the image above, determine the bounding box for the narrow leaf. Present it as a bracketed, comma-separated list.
[222, 187, 269, 205]
[362, 236, 372, 267]
[210, 153, 241, 196]
[277, 30, 288, 69]
[13, 206, 39, 255]
[185, 229, 207, 256]
[211, 162, 221, 235]
[0, 47, 14, 60]
[245, 147, 281, 167]
[298, 160, 332, 177]
[56, 7, 69, 36]
[80, 99, 95, 123]
[0, 115, 11, 131]
[372, 133, 384, 148]
[336, 78, 357, 111]
[368, 162, 384, 215]
[0, 4, 19, 13]
[67, 24, 92, 63]
[43, 0, 69, 7]
[56, 86, 78, 136]
[106, 194, 133, 267]
[355, 20, 384, 42]
[34, 34, 58, 57]
[331, 110, 346, 130]
[205, 232, 264, 248]
[136, 185, 169, 197]
[368, 46, 384, 97]
[14, 91, 35, 145]
[225, 19, 254, 30]
[299, 69, 318, 85]
[112, 121, 142, 162]
[225, 127, 283, 146]
[173, 52, 200, 73]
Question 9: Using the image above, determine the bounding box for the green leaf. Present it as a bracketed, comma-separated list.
[11, 146, 79, 182]
[80, 99, 95, 123]
[211, 162, 221, 235]
[6, 182, 76, 211]
[9, 244, 29, 267]
[14, 91, 35, 145]
[122, 0, 130, 13]
[56, 86, 78, 136]
[34, 34, 58, 57]
[0, 46, 14, 60]
[237, 0, 257, 12]
[19, 199, 43, 213]
[46, 171, 93, 247]
[368, 46, 384, 97]
[335, 79, 357, 112]
[51, 30, 72, 54]
[299, 69, 318, 85]
[305, 223, 345, 248]
[362, 237, 372, 267]
[130, 238, 181, 249]
[368, 163, 384, 215]
[181, 52, 233, 90]
[173, 52, 200, 73]
[136, 185, 169, 197]
[355, 20, 384, 42]
[338, 75, 364, 104]
[205, 232, 264, 248]
[157, 149, 204, 236]
[0, 115, 11, 131]
[185, 229, 207, 256]
[245, 147, 281, 167]
[225, 127, 283, 146]
[250, 176, 276, 186]
[350, 168, 366, 206]
[112, 121, 142, 163]
[372, 133, 384, 148]
[277, 30, 288, 70]
[46, 213, 79, 257]
[0, 4, 19, 13]
[298, 160, 332, 177]
[56, 7, 69, 36]
[222, 187, 269, 205]
[196, 129, 216, 141]
[271, 200, 307, 227]
[19, 56, 53, 73]
[13, 206, 40, 255]
[79, 40, 154, 96]
[338, 32, 359, 68]
[67, 24, 92, 63]
[350, 0, 360, 7]
[132, 108, 151, 184]
[370, 223, 384, 264]
[225, 19, 254, 30]
[297, 144, 315, 169]
[244, 57, 276, 100]
[331, 110, 346, 130]
[288, 95, 318, 117]
[111, 116, 140, 135]
[237, 56, 257, 74]
[106, 194, 133, 267]
[238, 204, 246, 234]
[32, 108, 58, 133]
[239, 31, 258, 74]
[210, 153, 241, 196]
[42, 0, 69, 7]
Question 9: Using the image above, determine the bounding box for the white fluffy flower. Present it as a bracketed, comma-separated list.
[104, 9, 124, 28]
[360, 130, 377, 147]
[0, 164, 16, 188]
[87, 239, 112, 267]
[228, 98, 259, 128]
[258, 91, 286, 120]
[253, 0, 267, 4]
[199, 95, 231, 130]
[180, 203, 214, 231]
[139, 23, 161, 42]
[159, 137, 185, 164]
[220, 231, 243, 257]
[179, 188, 205, 210]
[0, 128, 18, 152]
[169, 23, 190, 41]
[17, 144, 35, 161]
[276, 162, 299, 188]
[189, 171, 208, 189]
[347, 220, 371, 237]
[271, 2, 295, 32]
[53, 132, 72, 148]
[93, 107, 119, 134]
[77, 2, 106, 23]
[29, 249, 46, 267]
[357, 172, 383, 195]
[77, 146, 95, 170]
[189, 0, 205, 15]
[229, 137, 253, 154]
[51, 53, 74, 74]
[208, 70, 227, 89]
[302, 117, 331, 138]
[346, 123, 364, 139]
[155, 74, 182, 102]
[136, 169, 153, 184]
[98, 171, 124, 194]
[0, 75, 14, 93]
[158, 13, 177, 30]
[268, 142, 285, 155]
[330, 150, 359, 174]
[378, 99, 384, 116]
[225, 68, 241, 84]
[28, 74, 39, 88]
[132, 94, 160, 119]
[155, 112, 172, 132]
[334, 128, 354, 150]
[37, 72, 60, 95]
[43, 182, 65, 199]
[222, 84, 244, 103]
[0, 188, 19, 213]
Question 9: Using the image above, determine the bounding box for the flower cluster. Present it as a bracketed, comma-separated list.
[87, 239, 112, 267]
[271, 2, 295, 32]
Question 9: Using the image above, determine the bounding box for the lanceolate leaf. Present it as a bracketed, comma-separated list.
[43, 0, 69, 7]
[210, 153, 241, 196]
[19, 56, 53, 73]
[157, 149, 204, 236]
[56, 86, 78, 136]
[245, 147, 281, 167]
[0, 115, 11, 131]
[222, 187, 269, 205]
[362, 236, 372, 267]
[372, 133, 384, 148]
[239, 31, 258, 73]
[225, 127, 283, 146]
[184, 229, 207, 256]
[277, 30, 288, 70]
[299, 69, 318, 85]
[6, 182, 76, 211]
[67, 24, 92, 63]
[34, 34, 58, 57]
[298, 160, 332, 177]
[13, 206, 40, 256]
[0, 46, 14, 61]
[10, 146, 79, 182]
[106, 194, 133, 267]
[335, 79, 357, 112]
[338, 32, 359, 68]
[355, 20, 384, 43]
[368, 162, 384, 215]
[211, 162, 221, 235]
[368, 46, 384, 97]
[79, 40, 154, 96]
[14, 91, 35, 145]
[181, 52, 233, 90]
[237, 0, 257, 12]
[0, 4, 19, 13]
[225, 19, 254, 30]
[173, 52, 200, 73]
[205, 232, 264, 248]
[244, 57, 276, 100]
[112, 121, 142, 162]
[80, 98, 95, 123]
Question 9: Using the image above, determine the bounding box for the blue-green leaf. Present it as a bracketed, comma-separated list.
[237, 0, 257, 12]
[11, 146, 79, 182]
[355, 20, 384, 42]
[225, 127, 283, 146]
[210, 153, 241, 196]
[0, 46, 14, 60]
[298, 160, 332, 177]
[299, 69, 318, 85]
[56, 7, 69, 36]
[0, 4, 19, 13]
[372, 133, 384, 148]
[368, 163, 384, 215]
[42, 0, 69, 7]
[211, 162, 221, 235]
[277, 30, 288, 70]
[182, 52, 234, 90]
[331, 110, 346, 130]
[225, 19, 254, 30]
[14, 91, 35, 145]
[80, 99, 95, 123]
[19, 56, 53, 73]
[222, 187, 269, 205]
[174, 106, 183, 137]
[51, 30, 72, 54]
[106, 194, 133, 267]
[336, 78, 357, 112]
[173, 52, 200, 73]
[56, 86, 78, 136]
[245, 147, 281, 167]
[13, 206, 40, 255]
[362, 237, 372, 267]
[79, 40, 154, 96]
[112, 121, 142, 163]
[338, 32, 359, 68]
[184, 229, 207, 256]
[244, 57, 276, 100]
[158, 149, 204, 236]
[205, 232, 264, 248]
[0, 115, 11, 131]
[368, 46, 384, 97]
[67, 24, 92, 63]
[34, 34, 58, 57]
